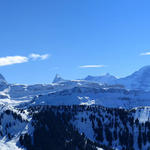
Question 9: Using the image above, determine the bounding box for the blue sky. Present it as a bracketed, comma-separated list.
[0, 0, 150, 84]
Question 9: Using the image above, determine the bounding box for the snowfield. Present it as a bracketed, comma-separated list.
[0, 138, 23, 150]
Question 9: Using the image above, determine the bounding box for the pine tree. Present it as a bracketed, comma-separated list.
[138, 125, 142, 150]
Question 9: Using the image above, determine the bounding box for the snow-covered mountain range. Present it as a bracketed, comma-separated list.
[0, 65, 150, 108]
[84, 73, 117, 85]
[84, 65, 150, 91]
[0, 65, 150, 149]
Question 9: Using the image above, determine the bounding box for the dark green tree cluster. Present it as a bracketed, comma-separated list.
[19, 105, 150, 150]
[19, 107, 99, 150]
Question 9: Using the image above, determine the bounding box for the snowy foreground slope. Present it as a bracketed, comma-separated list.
[1, 105, 150, 150]
[0, 105, 29, 150]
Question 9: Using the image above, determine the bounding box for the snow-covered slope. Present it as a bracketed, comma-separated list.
[70, 106, 150, 150]
[0, 75, 113, 108]
[8, 80, 104, 101]
[117, 66, 150, 90]
[19, 105, 150, 150]
[31, 86, 150, 108]
[0, 104, 30, 150]
[0, 102, 150, 150]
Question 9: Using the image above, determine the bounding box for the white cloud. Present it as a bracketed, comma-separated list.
[0, 53, 50, 67]
[29, 53, 49, 60]
[140, 52, 150, 56]
[79, 65, 105, 68]
[0, 56, 28, 66]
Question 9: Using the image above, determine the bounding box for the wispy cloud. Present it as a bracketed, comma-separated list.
[0, 56, 28, 66]
[140, 52, 150, 56]
[79, 65, 105, 68]
[29, 53, 49, 60]
[0, 53, 50, 67]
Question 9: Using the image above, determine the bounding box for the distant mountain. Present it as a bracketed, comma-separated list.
[0, 73, 8, 91]
[117, 66, 150, 90]
[84, 73, 117, 85]
[84, 66, 150, 91]
[1, 65, 150, 107]
[0, 74, 6, 83]
[31, 86, 150, 109]
[52, 74, 65, 83]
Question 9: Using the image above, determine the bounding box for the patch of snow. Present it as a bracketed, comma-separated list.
[0, 138, 24, 150]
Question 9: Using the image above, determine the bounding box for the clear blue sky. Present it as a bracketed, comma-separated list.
[0, 0, 150, 84]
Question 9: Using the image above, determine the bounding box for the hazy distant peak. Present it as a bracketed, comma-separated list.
[52, 74, 65, 83]
[0, 73, 7, 83]
[84, 73, 117, 84]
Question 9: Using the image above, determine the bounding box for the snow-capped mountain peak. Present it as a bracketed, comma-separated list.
[127, 65, 150, 78]
[83, 65, 150, 91]
[117, 65, 150, 90]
